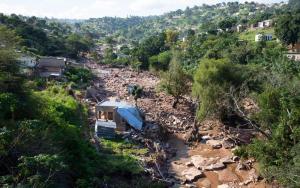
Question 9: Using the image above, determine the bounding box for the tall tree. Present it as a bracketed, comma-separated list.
[275, 12, 300, 46]
[160, 53, 189, 108]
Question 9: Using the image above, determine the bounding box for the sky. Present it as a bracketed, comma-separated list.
[0, 0, 287, 19]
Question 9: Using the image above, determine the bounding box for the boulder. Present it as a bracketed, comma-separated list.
[217, 184, 231, 188]
[204, 162, 226, 171]
[222, 139, 235, 149]
[206, 140, 222, 149]
[191, 155, 216, 169]
[220, 156, 235, 164]
[182, 167, 203, 182]
[185, 161, 194, 167]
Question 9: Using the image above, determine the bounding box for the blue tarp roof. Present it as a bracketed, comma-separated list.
[117, 106, 143, 130]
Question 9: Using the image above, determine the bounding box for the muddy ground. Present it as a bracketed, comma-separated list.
[84, 62, 274, 188]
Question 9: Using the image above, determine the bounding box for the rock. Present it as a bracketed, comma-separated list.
[182, 167, 203, 182]
[201, 135, 211, 140]
[217, 169, 239, 182]
[217, 184, 231, 188]
[232, 156, 240, 161]
[204, 162, 226, 171]
[236, 162, 247, 171]
[184, 183, 197, 188]
[222, 139, 235, 149]
[220, 156, 235, 164]
[206, 140, 222, 149]
[191, 155, 216, 169]
[185, 161, 194, 167]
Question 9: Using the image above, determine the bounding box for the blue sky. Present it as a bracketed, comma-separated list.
[0, 0, 287, 19]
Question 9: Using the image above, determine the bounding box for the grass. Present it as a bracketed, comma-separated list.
[239, 28, 275, 42]
[98, 138, 149, 175]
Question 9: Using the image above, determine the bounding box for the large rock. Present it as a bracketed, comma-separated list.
[191, 155, 217, 169]
[204, 162, 226, 171]
[220, 156, 235, 164]
[218, 184, 231, 188]
[206, 140, 222, 149]
[182, 167, 203, 182]
[222, 139, 235, 149]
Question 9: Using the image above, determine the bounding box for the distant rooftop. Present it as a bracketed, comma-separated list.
[37, 57, 66, 68]
[98, 99, 131, 108]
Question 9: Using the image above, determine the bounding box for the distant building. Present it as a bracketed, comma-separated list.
[286, 42, 300, 61]
[255, 34, 273, 42]
[18, 54, 37, 76]
[236, 24, 246, 32]
[35, 57, 66, 78]
[258, 19, 273, 28]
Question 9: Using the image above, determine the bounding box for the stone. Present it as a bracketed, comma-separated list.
[204, 162, 226, 171]
[185, 161, 194, 167]
[236, 162, 247, 171]
[184, 183, 197, 188]
[191, 155, 217, 169]
[232, 156, 240, 161]
[206, 140, 222, 149]
[217, 184, 231, 188]
[220, 156, 235, 164]
[202, 135, 211, 140]
[182, 167, 203, 182]
[222, 139, 235, 149]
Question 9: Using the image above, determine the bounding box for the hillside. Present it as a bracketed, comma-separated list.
[73, 2, 287, 41]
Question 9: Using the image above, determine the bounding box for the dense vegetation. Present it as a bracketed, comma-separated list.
[0, 14, 92, 58]
[0, 25, 161, 187]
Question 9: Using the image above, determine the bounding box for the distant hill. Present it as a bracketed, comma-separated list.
[71, 2, 287, 41]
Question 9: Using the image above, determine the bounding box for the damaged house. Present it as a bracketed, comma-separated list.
[35, 57, 67, 78]
[95, 99, 144, 138]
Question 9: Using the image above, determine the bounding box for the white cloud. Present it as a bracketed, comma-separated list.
[0, 0, 287, 19]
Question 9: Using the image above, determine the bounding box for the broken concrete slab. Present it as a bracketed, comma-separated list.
[182, 167, 204, 182]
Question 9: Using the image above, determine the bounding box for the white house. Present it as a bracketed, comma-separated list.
[255, 34, 273, 42]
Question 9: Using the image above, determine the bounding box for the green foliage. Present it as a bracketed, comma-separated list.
[149, 51, 172, 72]
[64, 67, 93, 88]
[275, 12, 300, 46]
[160, 53, 189, 108]
[192, 58, 254, 120]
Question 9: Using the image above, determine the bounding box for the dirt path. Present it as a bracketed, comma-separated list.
[85, 62, 271, 188]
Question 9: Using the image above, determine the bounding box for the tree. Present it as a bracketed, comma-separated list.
[192, 58, 252, 120]
[160, 53, 189, 108]
[65, 34, 92, 58]
[103, 47, 117, 64]
[131, 85, 143, 107]
[275, 12, 300, 46]
[218, 18, 237, 30]
[289, 0, 300, 11]
[149, 51, 172, 72]
[165, 30, 179, 47]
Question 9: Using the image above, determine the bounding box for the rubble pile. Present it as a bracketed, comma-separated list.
[90, 65, 196, 134]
